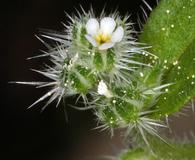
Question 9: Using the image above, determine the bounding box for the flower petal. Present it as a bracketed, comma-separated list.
[86, 18, 99, 36]
[99, 42, 115, 50]
[100, 17, 116, 35]
[97, 80, 113, 98]
[111, 26, 124, 43]
[97, 80, 108, 95]
[85, 35, 97, 47]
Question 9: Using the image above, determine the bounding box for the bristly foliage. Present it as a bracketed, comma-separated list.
[13, 0, 195, 156]
[14, 5, 159, 119]
[15, 8, 149, 111]
[13, 4, 172, 146]
[91, 73, 171, 145]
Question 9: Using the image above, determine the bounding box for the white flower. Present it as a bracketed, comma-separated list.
[97, 80, 113, 98]
[85, 17, 124, 50]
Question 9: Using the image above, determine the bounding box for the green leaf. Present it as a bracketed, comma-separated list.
[119, 148, 155, 160]
[140, 0, 195, 62]
[139, 0, 195, 118]
[119, 140, 195, 160]
[153, 41, 195, 118]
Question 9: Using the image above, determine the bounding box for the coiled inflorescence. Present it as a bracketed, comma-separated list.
[19, 8, 171, 146]
[27, 9, 148, 109]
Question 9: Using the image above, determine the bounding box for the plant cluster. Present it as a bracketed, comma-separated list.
[16, 0, 195, 159]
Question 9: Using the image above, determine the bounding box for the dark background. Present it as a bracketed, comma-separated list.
[2, 0, 195, 160]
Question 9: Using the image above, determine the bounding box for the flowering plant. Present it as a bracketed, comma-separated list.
[15, 0, 195, 159]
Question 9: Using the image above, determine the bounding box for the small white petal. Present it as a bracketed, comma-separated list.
[85, 35, 97, 47]
[97, 80, 113, 98]
[98, 80, 108, 95]
[100, 17, 116, 35]
[99, 42, 115, 50]
[111, 26, 124, 43]
[86, 18, 99, 36]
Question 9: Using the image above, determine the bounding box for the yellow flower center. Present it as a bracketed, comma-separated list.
[95, 33, 111, 45]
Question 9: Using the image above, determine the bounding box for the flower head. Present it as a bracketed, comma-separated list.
[85, 17, 124, 50]
[18, 8, 147, 111]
